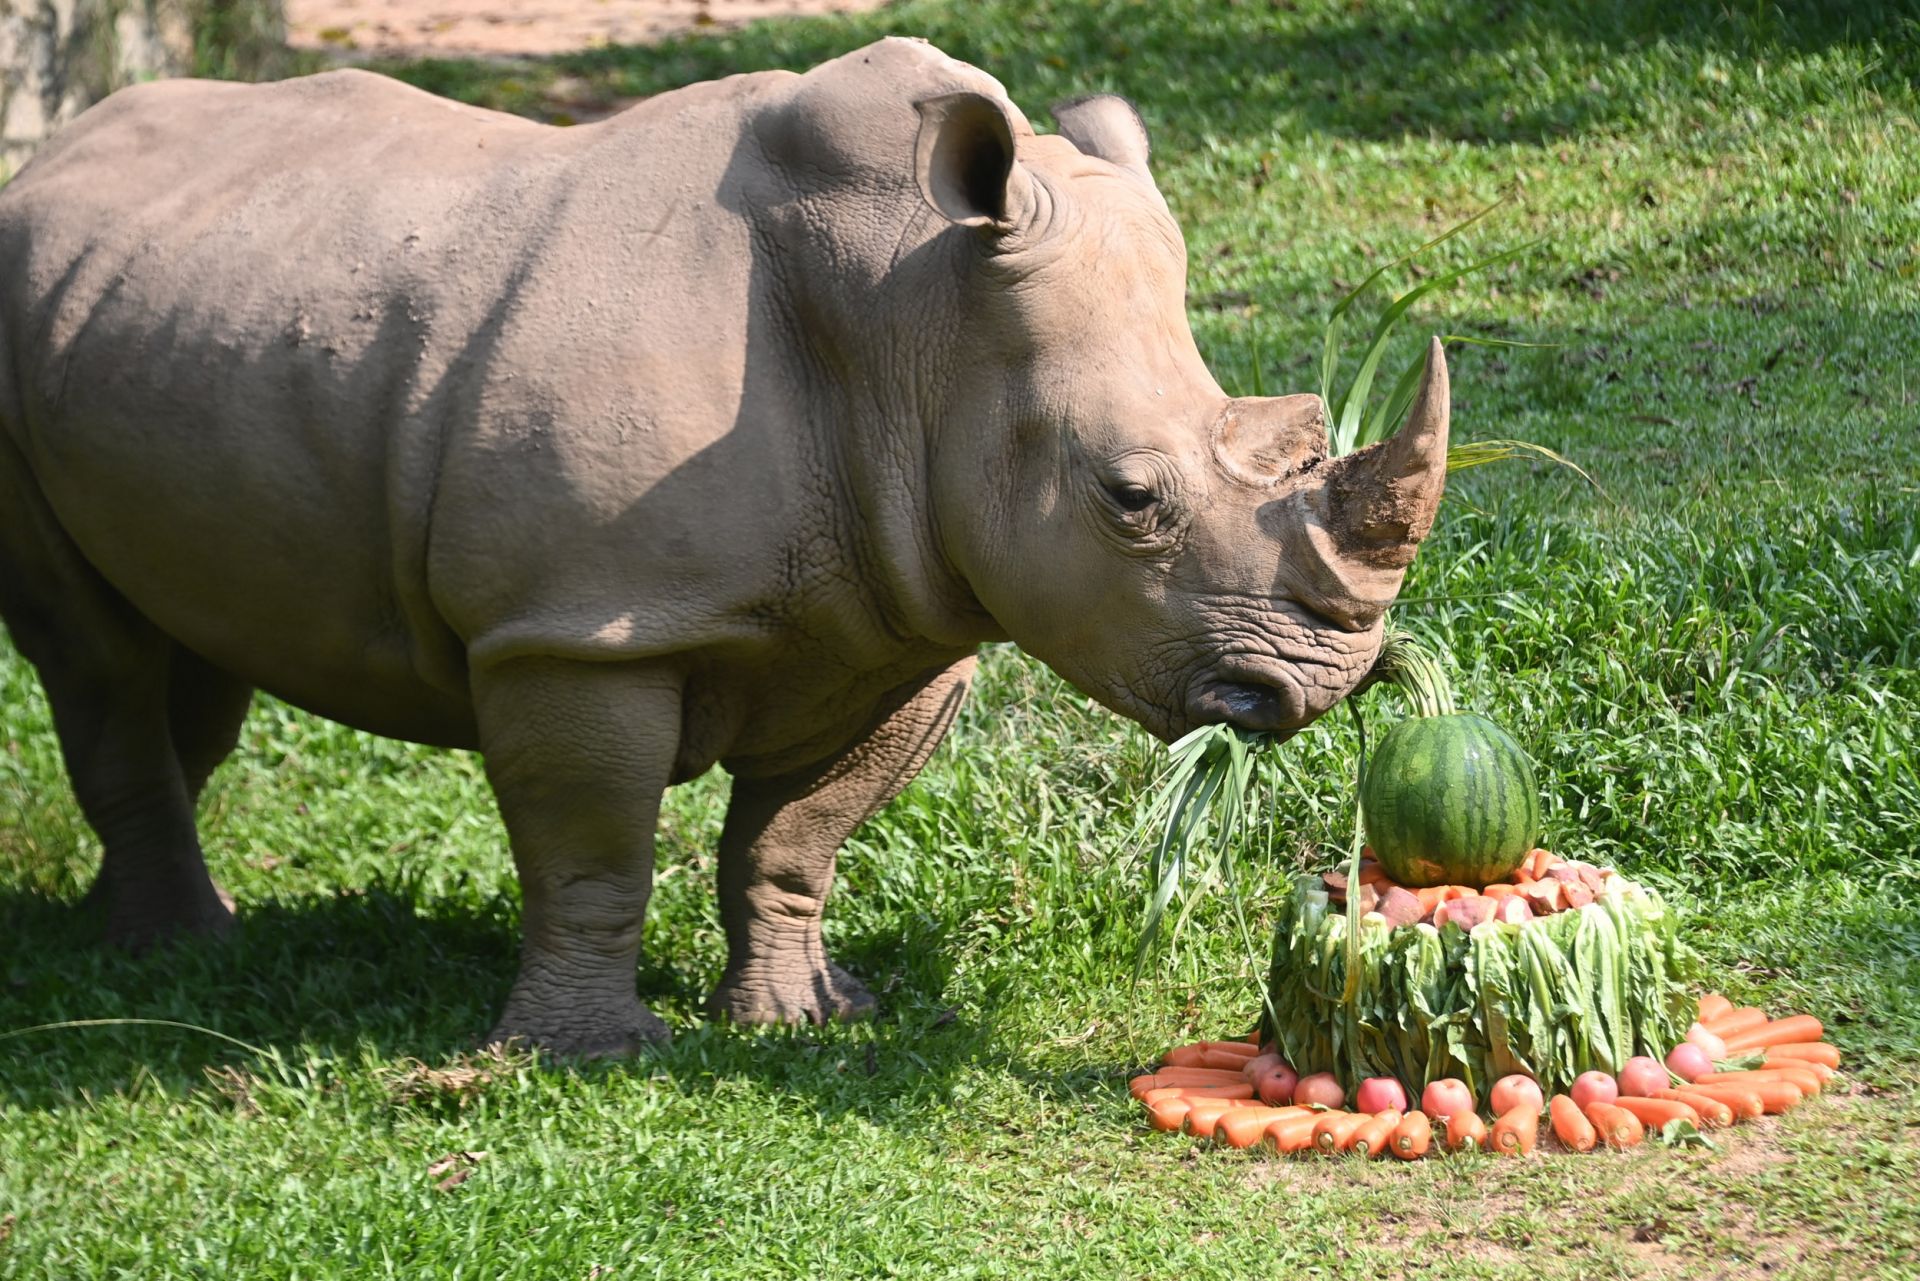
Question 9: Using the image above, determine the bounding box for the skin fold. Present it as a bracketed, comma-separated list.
[0, 37, 1447, 1054]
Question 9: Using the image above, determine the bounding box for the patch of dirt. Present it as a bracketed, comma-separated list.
[1229, 1101, 1874, 1279]
[287, 0, 890, 61]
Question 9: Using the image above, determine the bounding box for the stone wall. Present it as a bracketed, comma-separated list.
[1, 0, 283, 177]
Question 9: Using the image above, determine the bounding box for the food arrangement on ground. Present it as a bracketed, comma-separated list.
[1262, 848, 1695, 1099]
[1132, 992, 1838, 1159]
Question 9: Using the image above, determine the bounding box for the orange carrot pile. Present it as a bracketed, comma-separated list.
[1133, 991, 1841, 1166]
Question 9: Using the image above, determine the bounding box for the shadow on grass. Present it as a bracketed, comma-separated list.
[0, 875, 1008, 1119]
[371, 0, 1918, 147]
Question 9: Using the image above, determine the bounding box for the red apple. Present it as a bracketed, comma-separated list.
[1665, 1042, 1713, 1083]
[1489, 1073, 1544, 1115]
[1255, 1063, 1299, 1106]
[1354, 1076, 1410, 1114]
[1291, 1071, 1345, 1109]
[1420, 1077, 1474, 1120]
[1240, 1053, 1282, 1083]
[1617, 1055, 1669, 1097]
[1570, 1070, 1618, 1110]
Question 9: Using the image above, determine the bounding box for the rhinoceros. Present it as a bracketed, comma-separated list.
[0, 37, 1448, 1054]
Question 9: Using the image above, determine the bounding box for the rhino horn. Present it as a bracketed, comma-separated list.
[1323, 336, 1450, 567]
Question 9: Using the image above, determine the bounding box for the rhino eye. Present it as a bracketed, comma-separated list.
[1105, 481, 1158, 513]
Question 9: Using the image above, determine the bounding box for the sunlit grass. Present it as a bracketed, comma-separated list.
[3, 1, 1918, 1276]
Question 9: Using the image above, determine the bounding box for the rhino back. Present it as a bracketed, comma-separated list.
[0, 67, 812, 742]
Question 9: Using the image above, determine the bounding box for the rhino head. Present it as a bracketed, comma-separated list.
[912, 91, 1450, 740]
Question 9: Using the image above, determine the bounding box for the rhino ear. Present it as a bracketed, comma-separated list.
[1051, 94, 1153, 185]
[914, 91, 1025, 229]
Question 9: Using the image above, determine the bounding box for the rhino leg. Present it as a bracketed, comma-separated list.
[76, 650, 253, 928]
[707, 657, 975, 1026]
[0, 444, 241, 945]
[475, 657, 681, 1057]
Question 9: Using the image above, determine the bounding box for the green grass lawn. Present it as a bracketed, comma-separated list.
[4, 0, 1919, 1276]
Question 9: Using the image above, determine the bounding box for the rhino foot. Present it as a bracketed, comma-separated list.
[87, 877, 237, 951]
[486, 997, 672, 1060]
[706, 959, 877, 1026]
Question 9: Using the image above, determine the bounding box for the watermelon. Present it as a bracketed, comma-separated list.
[1361, 712, 1540, 888]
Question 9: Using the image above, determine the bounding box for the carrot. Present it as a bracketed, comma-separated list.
[1142, 1084, 1256, 1106]
[1217, 1106, 1311, 1148]
[1351, 1110, 1403, 1159]
[1680, 1083, 1765, 1121]
[1612, 1097, 1701, 1130]
[1482, 884, 1520, 901]
[1747, 1080, 1806, 1114]
[1357, 865, 1391, 888]
[1266, 1113, 1323, 1153]
[1443, 885, 1478, 902]
[1702, 1006, 1767, 1037]
[1312, 1111, 1370, 1153]
[1390, 1111, 1432, 1160]
[1720, 1015, 1824, 1053]
[1415, 886, 1448, 914]
[1444, 1111, 1489, 1153]
[1692, 1077, 1803, 1114]
[1146, 1098, 1194, 1131]
[1489, 1104, 1539, 1157]
[1549, 1095, 1597, 1152]
[1583, 1102, 1644, 1149]
[1697, 993, 1734, 1023]
[1166, 1041, 1259, 1069]
[1181, 1098, 1248, 1137]
[1764, 1043, 1841, 1070]
[1652, 1089, 1735, 1128]
[1199, 1049, 1263, 1071]
[1130, 1068, 1251, 1098]
[1698, 1066, 1823, 1097]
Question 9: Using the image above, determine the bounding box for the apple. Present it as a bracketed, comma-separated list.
[1666, 1042, 1713, 1082]
[1291, 1071, 1345, 1109]
[1617, 1055, 1669, 1097]
[1685, 1022, 1730, 1059]
[1570, 1070, 1618, 1110]
[1420, 1077, 1474, 1120]
[1489, 1073, 1544, 1115]
[1255, 1063, 1299, 1106]
[1354, 1076, 1410, 1114]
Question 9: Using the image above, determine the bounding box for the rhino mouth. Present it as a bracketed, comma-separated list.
[1186, 660, 1309, 736]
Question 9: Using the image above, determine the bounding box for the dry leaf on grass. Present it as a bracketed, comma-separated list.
[203, 1064, 265, 1116]
[383, 1040, 535, 1108]
[427, 1150, 489, 1192]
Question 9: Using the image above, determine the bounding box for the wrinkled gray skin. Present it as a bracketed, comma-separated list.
[0, 37, 1448, 1055]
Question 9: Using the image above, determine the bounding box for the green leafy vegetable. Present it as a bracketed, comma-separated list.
[1260, 875, 1698, 1100]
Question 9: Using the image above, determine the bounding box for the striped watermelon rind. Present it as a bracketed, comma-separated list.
[1361, 712, 1541, 888]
